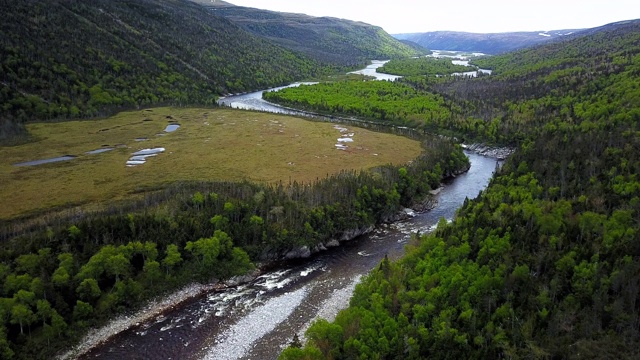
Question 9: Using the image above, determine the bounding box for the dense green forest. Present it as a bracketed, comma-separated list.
[281, 20, 640, 359]
[263, 77, 507, 143]
[194, 0, 425, 66]
[0, 132, 468, 358]
[263, 81, 454, 130]
[376, 57, 473, 76]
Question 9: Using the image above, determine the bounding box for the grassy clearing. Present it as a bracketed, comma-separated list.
[0, 107, 422, 219]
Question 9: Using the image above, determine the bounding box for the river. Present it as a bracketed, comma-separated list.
[80, 152, 497, 360]
[347, 60, 402, 81]
[217, 61, 395, 111]
[78, 62, 501, 360]
[217, 82, 317, 114]
[430, 50, 493, 77]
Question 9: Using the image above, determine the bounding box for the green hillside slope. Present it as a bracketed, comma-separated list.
[193, 0, 425, 66]
[283, 19, 640, 360]
[0, 0, 336, 140]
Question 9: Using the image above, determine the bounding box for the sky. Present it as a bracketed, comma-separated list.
[222, 0, 640, 34]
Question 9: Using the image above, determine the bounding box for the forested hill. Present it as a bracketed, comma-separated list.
[471, 19, 640, 74]
[0, 0, 339, 140]
[282, 17, 640, 360]
[393, 29, 581, 54]
[191, 0, 425, 65]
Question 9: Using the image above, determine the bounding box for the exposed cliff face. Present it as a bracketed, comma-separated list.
[260, 225, 376, 261]
[463, 144, 514, 160]
[269, 159, 475, 261]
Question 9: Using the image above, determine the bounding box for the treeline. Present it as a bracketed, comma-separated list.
[0, 135, 469, 359]
[376, 57, 473, 76]
[0, 0, 342, 140]
[281, 19, 640, 360]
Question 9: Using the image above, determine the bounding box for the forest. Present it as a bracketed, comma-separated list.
[376, 57, 472, 77]
[263, 76, 505, 143]
[263, 81, 454, 131]
[280, 19, 640, 359]
[197, 1, 424, 66]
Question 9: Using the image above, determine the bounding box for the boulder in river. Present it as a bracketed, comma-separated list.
[325, 239, 340, 248]
[226, 269, 261, 286]
[312, 243, 328, 254]
[284, 246, 311, 259]
[339, 225, 375, 241]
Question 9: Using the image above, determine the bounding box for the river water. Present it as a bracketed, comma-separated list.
[80, 62, 501, 360]
[430, 50, 492, 77]
[218, 82, 317, 114]
[347, 60, 401, 81]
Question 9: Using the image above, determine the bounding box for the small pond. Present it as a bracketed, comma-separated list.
[85, 148, 114, 155]
[164, 124, 180, 133]
[126, 148, 165, 167]
[14, 156, 76, 167]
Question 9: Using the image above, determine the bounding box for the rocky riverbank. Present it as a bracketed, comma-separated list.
[56, 283, 214, 360]
[463, 143, 515, 160]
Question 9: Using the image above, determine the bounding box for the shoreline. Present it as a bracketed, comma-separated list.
[56, 283, 215, 360]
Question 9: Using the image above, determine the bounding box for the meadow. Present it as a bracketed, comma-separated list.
[0, 107, 422, 219]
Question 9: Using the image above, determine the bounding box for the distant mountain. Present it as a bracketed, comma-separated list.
[0, 0, 347, 140]
[393, 29, 582, 54]
[192, 0, 425, 66]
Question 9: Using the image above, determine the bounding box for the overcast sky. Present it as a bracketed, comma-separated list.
[223, 0, 640, 34]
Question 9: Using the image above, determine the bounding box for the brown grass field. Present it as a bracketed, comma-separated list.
[0, 107, 422, 219]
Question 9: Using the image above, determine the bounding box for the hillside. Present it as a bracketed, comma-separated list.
[192, 0, 425, 65]
[393, 29, 581, 54]
[281, 18, 640, 360]
[0, 0, 339, 141]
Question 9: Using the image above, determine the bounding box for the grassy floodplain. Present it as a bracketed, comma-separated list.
[0, 107, 422, 219]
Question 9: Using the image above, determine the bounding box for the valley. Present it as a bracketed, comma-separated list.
[1, 1, 639, 359]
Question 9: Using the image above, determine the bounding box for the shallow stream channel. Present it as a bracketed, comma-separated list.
[78, 60, 502, 360]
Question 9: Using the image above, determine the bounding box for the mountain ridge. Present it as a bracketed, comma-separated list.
[192, 0, 424, 65]
[393, 28, 582, 54]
